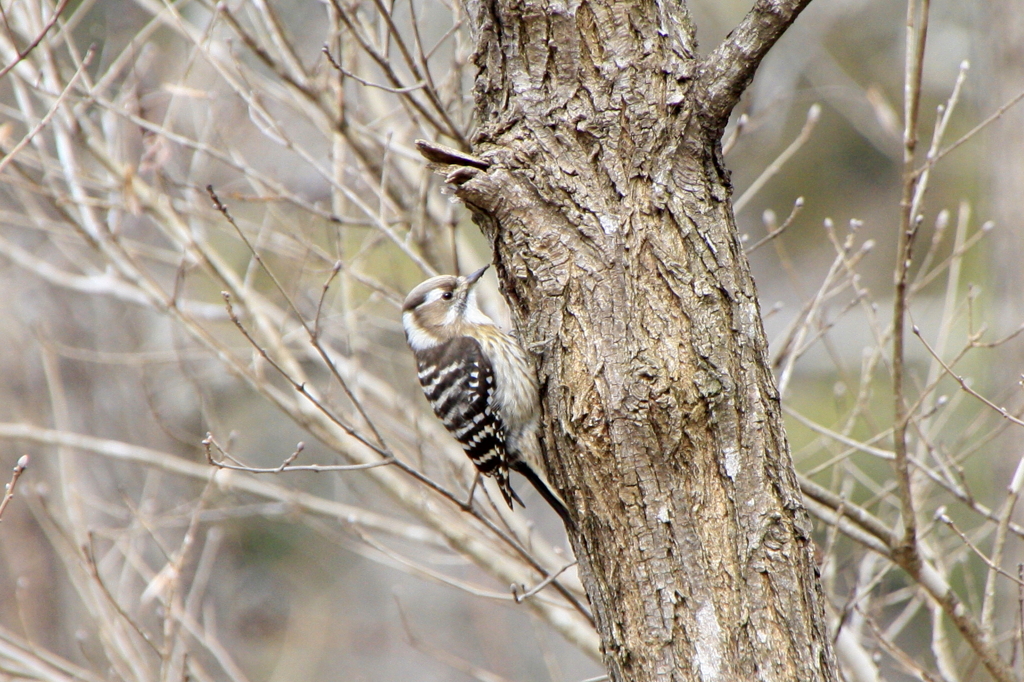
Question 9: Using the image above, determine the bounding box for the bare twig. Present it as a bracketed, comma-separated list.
[721, 112, 748, 156]
[513, 562, 578, 603]
[218, 289, 390, 457]
[0, 422, 442, 545]
[0, 0, 71, 82]
[395, 595, 515, 682]
[926, 85, 1024, 171]
[735, 105, 819, 212]
[747, 197, 804, 253]
[388, 457, 595, 626]
[204, 433, 396, 473]
[313, 261, 343, 341]
[936, 511, 1024, 588]
[0, 44, 94, 177]
[0, 455, 28, 523]
[912, 326, 1024, 429]
[890, 0, 931, 564]
[322, 45, 427, 93]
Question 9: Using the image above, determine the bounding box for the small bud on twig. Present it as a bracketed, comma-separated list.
[0, 455, 29, 524]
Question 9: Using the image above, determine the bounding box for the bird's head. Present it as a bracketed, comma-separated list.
[402, 266, 492, 350]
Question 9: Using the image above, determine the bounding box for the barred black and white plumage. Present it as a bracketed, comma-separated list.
[414, 336, 522, 508]
[402, 266, 573, 527]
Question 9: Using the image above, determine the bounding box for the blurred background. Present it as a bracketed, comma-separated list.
[0, 0, 1021, 680]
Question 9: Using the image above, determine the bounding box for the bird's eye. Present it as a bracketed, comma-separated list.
[441, 291, 454, 300]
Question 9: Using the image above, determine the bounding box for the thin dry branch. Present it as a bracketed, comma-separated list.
[698, 0, 815, 123]
[395, 595, 515, 682]
[513, 561, 578, 603]
[891, 0, 930, 565]
[323, 45, 427, 93]
[926, 85, 1024, 170]
[0, 45, 93, 177]
[0, 454, 28, 523]
[0, 422, 442, 545]
[912, 326, 1024, 429]
[204, 433, 396, 473]
[746, 197, 804, 253]
[983, 453, 1024, 633]
[0, 622, 109, 682]
[0, 0, 70, 82]
[735, 105, 819, 212]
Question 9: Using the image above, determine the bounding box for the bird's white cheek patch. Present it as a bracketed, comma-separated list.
[442, 305, 462, 328]
[404, 312, 439, 351]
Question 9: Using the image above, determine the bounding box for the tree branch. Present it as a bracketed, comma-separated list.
[0, 455, 28, 523]
[698, 0, 814, 124]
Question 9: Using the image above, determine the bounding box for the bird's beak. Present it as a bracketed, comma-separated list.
[463, 265, 489, 287]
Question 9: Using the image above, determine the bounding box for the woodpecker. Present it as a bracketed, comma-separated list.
[402, 266, 573, 527]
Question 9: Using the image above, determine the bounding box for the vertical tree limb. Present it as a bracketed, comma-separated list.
[430, 1, 839, 679]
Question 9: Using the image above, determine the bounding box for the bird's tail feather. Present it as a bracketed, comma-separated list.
[493, 467, 525, 510]
[510, 461, 575, 530]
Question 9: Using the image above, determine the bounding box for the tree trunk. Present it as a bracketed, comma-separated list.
[423, 1, 839, 679]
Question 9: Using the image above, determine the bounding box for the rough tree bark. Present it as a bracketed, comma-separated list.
[421, 0, 839, 680]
